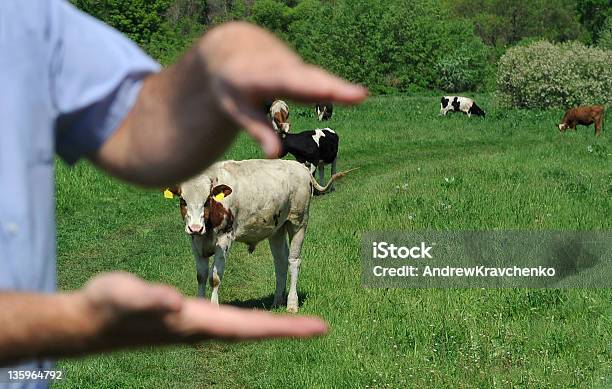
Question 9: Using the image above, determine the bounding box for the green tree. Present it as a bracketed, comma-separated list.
[597, 16, 612, 49]
[576, 0, 612, 43]
[446, 0, 588, 46]
[70, 0, 174, 47]
[250, 0, 291, 37]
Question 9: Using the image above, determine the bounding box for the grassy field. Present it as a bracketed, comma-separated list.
[55, 94, 611, 388]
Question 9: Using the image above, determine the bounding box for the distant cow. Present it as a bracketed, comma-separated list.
[269, 100, 290, 133]
[171, 159, 346, 312]
[315, 102, 333, 121]
[278, 128, 339, 192]
[440, 96, 485, 117]
[558, 105, 604, 136]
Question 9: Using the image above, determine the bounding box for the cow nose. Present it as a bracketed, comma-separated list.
[188, 224, 204, 234]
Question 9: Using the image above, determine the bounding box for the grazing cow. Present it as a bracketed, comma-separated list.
[315, 102, 333, 121]
[269, 99, 290, 133]
[440, 96, 485, 117]
[278, 128, 339, 192]
[558, 105, 604, 136]
[170, 159, 347, 312]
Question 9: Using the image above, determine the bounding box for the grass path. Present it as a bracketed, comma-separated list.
[56, 95, 611, 388]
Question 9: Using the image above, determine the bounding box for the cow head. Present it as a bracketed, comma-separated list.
[558, 123, 568, 132]
[176, 178, 233, 236]
[272, 116, 290, 134]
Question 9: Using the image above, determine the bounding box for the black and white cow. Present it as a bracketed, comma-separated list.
[440, 96, 485, 117]
[315, 102, 333, 121]
[278, 128, 339, 192]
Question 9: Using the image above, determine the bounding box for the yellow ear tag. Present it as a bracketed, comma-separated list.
[163, 189, 174, 199]
[214, 192, 225, 201]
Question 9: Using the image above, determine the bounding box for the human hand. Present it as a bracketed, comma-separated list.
[197, 22, 368, 157]
[78, 272, 327, 350]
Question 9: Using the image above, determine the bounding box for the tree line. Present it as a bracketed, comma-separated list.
[71, 0, 612, 94]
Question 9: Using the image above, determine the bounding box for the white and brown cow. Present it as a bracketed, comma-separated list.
[170, 159, 346, 312]
[269, 99, 290, 133]
[440, 96, 485, 117]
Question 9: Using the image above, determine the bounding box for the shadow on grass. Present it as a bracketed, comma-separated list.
[226, 292, 308, 310]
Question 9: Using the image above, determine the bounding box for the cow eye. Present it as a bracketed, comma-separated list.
[179, 198, 187, 207]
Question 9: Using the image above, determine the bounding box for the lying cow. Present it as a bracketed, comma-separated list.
[277, 128, 339, 192]
[558, 105, 604, 136]
[269, 99, 290, 133]
[440, 96, 485, 117]
[170, 159, 347, 312]
[315, 102, 333, 121]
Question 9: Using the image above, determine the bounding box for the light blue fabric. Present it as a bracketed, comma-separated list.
[0, 1, 160, 387]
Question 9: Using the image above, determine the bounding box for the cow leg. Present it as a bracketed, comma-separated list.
[210, 237, 231, 305]
[286, 224, 306, 313]
[268, 227, 289, 308]
[318, 162, 325, 186]
[196, 256, 210, 298]
[595, 116, 602, 136]
[191, 238, 209, 298]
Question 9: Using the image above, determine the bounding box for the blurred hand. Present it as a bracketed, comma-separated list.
[96, 21, 366, 186]
[79, 272, 327, 349]
[197, 22, 368, 157]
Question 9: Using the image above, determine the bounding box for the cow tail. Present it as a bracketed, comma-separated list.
[309, 168, 359, 193]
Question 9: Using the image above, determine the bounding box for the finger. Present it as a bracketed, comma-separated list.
[111, 278, 183, 314]
[139, 284, 184, 313]
[262, 64, 368, 105]
[178, 300, 328, 340]
[224, 96, 281, 158]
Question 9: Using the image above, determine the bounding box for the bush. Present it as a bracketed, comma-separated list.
[497, 40, 612, 109]
[434, 34, 490, 92]
[287, 0, 492, 93]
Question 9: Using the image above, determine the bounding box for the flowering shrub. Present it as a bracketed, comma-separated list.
[496, 41, 612, 109]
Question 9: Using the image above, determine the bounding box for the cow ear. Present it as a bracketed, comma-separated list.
[211, 184, 232, 201]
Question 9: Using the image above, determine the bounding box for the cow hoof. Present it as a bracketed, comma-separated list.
[286, 304, 298, 313]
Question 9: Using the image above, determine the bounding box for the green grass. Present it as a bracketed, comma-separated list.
[55, 94, 611, 388]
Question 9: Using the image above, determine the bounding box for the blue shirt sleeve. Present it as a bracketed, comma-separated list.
[50, 0, 161, 164]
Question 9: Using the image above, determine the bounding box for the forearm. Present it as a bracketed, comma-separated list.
[0, 273, 328, 365]
[0, 292, 94, 365]
[95, 38, 237, 187]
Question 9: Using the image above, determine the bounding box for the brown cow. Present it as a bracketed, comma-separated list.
[558, 105, 605, 136]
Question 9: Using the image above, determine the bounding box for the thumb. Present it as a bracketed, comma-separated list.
[134, 284, 184, 314]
